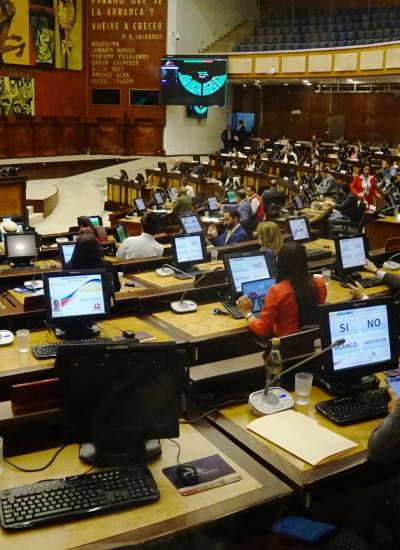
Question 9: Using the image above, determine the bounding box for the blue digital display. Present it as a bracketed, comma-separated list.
[161, 56, 227, 106]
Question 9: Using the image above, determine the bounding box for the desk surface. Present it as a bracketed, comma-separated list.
[209, 381, 385, 488]
[133, 261, 224, 289]
[0, 423, 291, 550]
[0, 316, 172, 377]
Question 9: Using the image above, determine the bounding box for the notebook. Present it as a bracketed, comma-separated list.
[247, 410, 357, 466]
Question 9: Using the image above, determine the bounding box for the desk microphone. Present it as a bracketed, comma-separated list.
[170, 272, 208, 314]
[248, 338, 346, 416]
[373, 204, 400, 217]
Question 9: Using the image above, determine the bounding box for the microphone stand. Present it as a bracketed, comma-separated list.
[248, 338, 346, 416]
[170, 272, 208, 314]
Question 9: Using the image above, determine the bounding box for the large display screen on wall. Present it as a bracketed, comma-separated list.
[160, 56, 227, 106]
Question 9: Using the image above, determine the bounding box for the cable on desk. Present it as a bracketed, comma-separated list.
[168, 438, 182, 465]
[4, 445, 69, 473]
[180, 395, 249, 425]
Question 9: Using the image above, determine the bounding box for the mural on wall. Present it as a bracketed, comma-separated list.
[0, 76, 34, 115]
[0, 0, 81, 69]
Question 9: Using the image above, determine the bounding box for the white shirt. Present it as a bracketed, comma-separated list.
[249, 196, 261, 215]
[116, 233, 164, 260]
[185, 185, 194, 197]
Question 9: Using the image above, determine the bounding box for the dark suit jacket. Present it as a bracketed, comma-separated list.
[382, 272, 400, 291]
[210, 224, 248, 246]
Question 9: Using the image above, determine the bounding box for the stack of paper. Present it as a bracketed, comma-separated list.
[247, 410, 358, 466]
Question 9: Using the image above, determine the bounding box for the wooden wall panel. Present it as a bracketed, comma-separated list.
[33, 119, 58, 157]
[8, 120, 34, 158]
[234, 84, 400, 144]
[57, 119, 85, 155]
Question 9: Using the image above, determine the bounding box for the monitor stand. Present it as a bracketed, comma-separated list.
[54, 322, 101, 340]
[9, 259, 35, 269]
[314, 373, 379, 397]
[174, 264, 199, 280]
[79, 439, 162, 467]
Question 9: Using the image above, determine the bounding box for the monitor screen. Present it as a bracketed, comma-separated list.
[242, 278, 276, 313]
[224, 250, 274, 297]
[227, 191, 237, 203]
[77, 216, 102, 227]
[207, 196, 219, 211]
[57, 342, 185, 464]
[319, 298, 398, 379]
[172, 233, 207, 267]
[43, 270, 110, 323]
[114, 224, 128, 243]
[158, 162, 167, 172]
[288, 217, 310, 242]
[336, 235, 367, 272]
[187, 105, 208, 118]
[130, 89, 159, 106]
[229, 112, 255, 133]
[293, 195, 304, 210]
[161, 56, 227, 106]
[168, 187, 177, 201]
[58, 243, 76, 267]
[4, 232, 37, 260]
[135, 198, 146, 212]
[154, 191, 164, 206]
[179, 214, 202, 234]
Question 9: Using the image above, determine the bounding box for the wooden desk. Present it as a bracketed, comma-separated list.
[133, 261, 224, 289]
[365, 215, 400, 250]
[208, 382, 386, 489]
[0, 423, 291, 550]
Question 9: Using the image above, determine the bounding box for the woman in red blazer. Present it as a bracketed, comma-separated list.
[350, 164, 377, 206]
[236, 242, 327, 338]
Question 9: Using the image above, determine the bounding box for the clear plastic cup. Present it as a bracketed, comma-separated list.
[322, 268, 331, 287]
[295, 372, 313, 405]
[211, 248, 218, 263]
[16, 329, 30, 353]
[204, 211, 209, 218]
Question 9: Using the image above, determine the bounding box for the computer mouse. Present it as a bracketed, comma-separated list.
[176, 464, 199, 486]
[122, 329, 136, 339]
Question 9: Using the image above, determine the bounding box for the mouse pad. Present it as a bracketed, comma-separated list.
[163, 454, 242, 496]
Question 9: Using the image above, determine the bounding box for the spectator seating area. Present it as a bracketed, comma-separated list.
[234, 5, 400, 52]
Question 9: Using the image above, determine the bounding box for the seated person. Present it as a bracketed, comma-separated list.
[236, 242, 327, 338]
[222, 162, 234, 181]
[261, 180, 286, 211]
[316, 166, 339, 196]
[325, 182, 365, 238]
[171, 159, 183, 172]
[379, 159, 397, 189]
[66, 233, 121, 292]
[207, 209, 248, 246]
[79, 216, 108, 243]
[172, 186, 193, 215]
[368, 388, 400, 466]
[225, 189, 252, 237]
[257, 221, 282, 254]
[335, 155, 350, 173]
[245, 156, 256, 171]
[116, 213, 163, 260]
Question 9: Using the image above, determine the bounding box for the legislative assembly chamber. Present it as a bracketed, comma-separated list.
[3, 0, 400, 548]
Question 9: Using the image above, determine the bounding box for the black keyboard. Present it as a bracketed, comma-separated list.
[306, 247, 332, 260]
[358, 276, 384, 289]
[32, 337, 114, 359]
[315, 388, 389, 426]
[222, 298, 243, 319]
[0, 465, 159, 531]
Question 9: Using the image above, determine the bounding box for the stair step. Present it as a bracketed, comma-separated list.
[29, 212, 44, 224]
[26, 205, 34, 214]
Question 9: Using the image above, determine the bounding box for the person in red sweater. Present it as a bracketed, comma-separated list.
[350, 164, 377, 206]
[236, 242, 327, 338]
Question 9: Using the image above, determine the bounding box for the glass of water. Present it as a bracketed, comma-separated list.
[295, 372, 313, 405]
[322, 268, 331, 287]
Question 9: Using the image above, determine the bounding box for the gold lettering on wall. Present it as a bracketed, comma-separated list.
[88, 0, 166, 89]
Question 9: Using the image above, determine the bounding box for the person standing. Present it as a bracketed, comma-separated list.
[236, 120, 247, 152]
[221, 124, 233, 153]
[350, 164, 378, 206]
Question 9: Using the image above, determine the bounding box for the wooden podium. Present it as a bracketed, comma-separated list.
[0, 176, 27, 221]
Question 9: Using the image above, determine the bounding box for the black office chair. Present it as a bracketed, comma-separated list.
[332, 203, 367, 237]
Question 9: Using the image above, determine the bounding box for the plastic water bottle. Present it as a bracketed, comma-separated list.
[265, 337, 283, 392]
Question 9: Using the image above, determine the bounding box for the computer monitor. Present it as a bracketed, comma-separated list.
[171, 232, 207, 272]
[154, 191, 164, 207]
[207, 196, 219, 212]
[179, 214, 203, 234]
[293, 194, 305, 211]
[4, 232, 38, 266]
[223, 250, 276, 299]
[113, 223, 128, 243]
[77, 215, 103, 227]
[318, 297, 398, 385]
[135, 197, 146, 213]
[334, 234, 368, 275]
[43, 269, 111, 339]
[58, 242, 76, 268]
[241, 278, 276, 314]
[193, 155, 200, 163]
[287, 217, 311, 243]
[120, 169, 129, 180]
[158, 162, 167, 172]
[226, 190, 237, 204]
[57, 341, 186, 466]
[167, 187, 177, 201]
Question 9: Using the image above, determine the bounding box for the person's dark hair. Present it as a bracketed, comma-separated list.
[359, 164, 371, 175]
[224, 209, 240, 222]
[142, 213, 160, 235]
[341, 182, 350, 194]
[247, 185, 256, 193]
[78, 216, 98, 238]
[237, 189, 246, 200]
[68, 233, 103, 269]
[276, 242, 319, 327]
